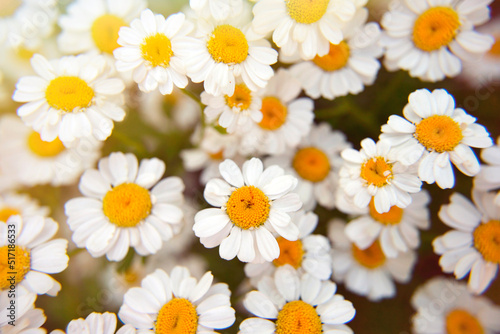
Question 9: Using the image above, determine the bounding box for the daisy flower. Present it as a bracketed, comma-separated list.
[411, 277, 500, 334]
[114, 9, 193, 95]
[474, 136, 500, 205]
[193, 157, 302, 263]
[12, 53, 126, 145]
[0, 286, 46, 333]
[189, 0, 243, 21]
[51, 312, 136, 334]
[328, 219, 417, 301]
[118, 266, 236, 333]
[380, 88, 493, 189]
[0, 191, 49, 223]
[0, 215, 69, 296]
[64, 151, 185, 261]
[240, 265, 356, 334]
[433, 191, 500, 294]
[381, 0, 494, 82]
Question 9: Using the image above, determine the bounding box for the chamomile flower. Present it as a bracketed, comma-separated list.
[51, 312, 136, 334]
[193, 157, 302, 263]
[0, 286, 46, 333]
[0, 191, 49, 223]
[240, 265, 356, 334]
[380, 88, 493, 189]
[0, 215, 69, 296]
[381, 0, 495, 82]
[64, 152, 185, 261]
[12, 53, 126, 145]
[118, 266, 236, 333]
[474, 136, 500, 205]
[189, 0, 243, 21]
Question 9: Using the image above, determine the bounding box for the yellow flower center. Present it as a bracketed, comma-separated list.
[122, 268, 140, 284]
[488, 35, 500, 57]
[0, 208, 20, 222]
[276, 300, 322, 334]
[360, 157, 393, 187]
[285, 0, 329, 24]
[15, 46, 35, 60]
[369, 199, 403, 225]
[0, 245, 31, 289]
[415, 115, 463, 153]
[102, 183, 152, 228]
[258, 97, 288, 130]
[45, 76, 95, 112]
[91, 14, 127, 54]
[208, 150, 224, 161]
[225, 84, 252, 110]
[446, 309, 484, 334]
[141, 33, 173, 68]
[0, 0, 21, 17]
[312, 41, 350, 71]
[155, 298, 198, 334]
[273, 237, 304, 269]
[473, 220, 500, 264]
[292, 147, 330, 183]
[226, 186, 270, 230]
[207, 24, 249, 64]
[27, 131, 66, 157]
[412, 7, 460, 52]
[352, 241, 386, 269]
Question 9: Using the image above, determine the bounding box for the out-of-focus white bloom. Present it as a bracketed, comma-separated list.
[0, 286, 46, 334]
[50, 312, 136, 334]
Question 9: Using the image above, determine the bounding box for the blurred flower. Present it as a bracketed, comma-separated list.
[0, 191, 49, 222]
[189, 0, 243, 21]
[474, 136, 500, 205]
[51, 312, 136, 334]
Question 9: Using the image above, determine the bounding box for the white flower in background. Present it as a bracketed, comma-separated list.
[51, 312, 137, 334]
[189, 0, 243, 21]
[0, 286, 46, 334]
[474, 136, 500, 205]
[0, 191, 49, 223]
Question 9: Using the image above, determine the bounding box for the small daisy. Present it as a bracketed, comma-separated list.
[474, 136, 500, 205]
[433, 191, 500, 294]
[0, 215, 69, 296]
[0, 286, 46, 333]
[381, 0, 494, 82]
[240, 265, 356, 334]
[0, 191, 49, 223]
[189, 0, 243, 21]
[380, 88, 492, 189]
[65, 152, 185, 261]
[114, 9, 193, 95]
[51, 312, 136, 334]
[193, 157, 302, 263]
[12, 53, 126, 145]
[328, 219, 417, 301]
[118, 266, 236, 333]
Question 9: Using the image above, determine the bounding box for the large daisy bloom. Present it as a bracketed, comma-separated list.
[381, 0, 494, 82]
[240, 264, 356, 334]
[380, 88, 492, 189]
[411, 277, 500, 334]
[118, 266, 236, 333]
[64, 152, 185, 261]
[114, 9, 193, 95]
[433, 191, 500, 294]
[189, 0, 243, 21]
[193, 157, 302, 263]
[0, 286, 46, 333]
[51, 312, 136, 334]
[0, 215, 69, 296]
[12, 53, 126, 145]
[0, 191, 49, 223]
[474, 136, 500, 205]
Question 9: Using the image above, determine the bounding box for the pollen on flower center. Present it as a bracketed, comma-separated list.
[0, 208, 20, 222]
[207, 24, 249, 64]
[91, 14, 127, 54]
[312, 41, 350, 71]
[45, 76, 95, 112]
[226, 185, 270, 230]
[412, 6, 460, 52]
[352, 241, 386, 269]
[225, 84, 252, 110]
[360, 157, 393, 187]
[276, 300, 322, 334]
[292, 147, 330, 183]
[155, 298, 198, 334]
[286, 0, 329, 25]
[102, 183, 152, 228]
[415, 115, 463, 153]
[446, 309, 484, 334]
[473, 220, 500, 264]
[0, 0, 21, 17]
[0, 245, 31, 289]
[259, 97, 288, 130]
[141, 33, 173, 68]
[273, 237, 304, 269]
[369, 199, 403, 225]
[27, 131, 66, 157]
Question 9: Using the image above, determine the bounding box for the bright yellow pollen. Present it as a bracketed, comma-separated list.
[0, 208, 20, 222]
[415, 115, 463, 153]
[312, 41, 350, 72]
[273, 237, 304, 269]
[360, 157, 393, 187]
[259, 97, 288, 130]
[488, 35, 500, 57]
[473, 220, 500, 264]
[27, 131, 66, 157]
[226, 186, 270, 230]
[155, 298, 198, 334]
[0, 246, 31, 289]
[91, 14, 127, 54]
[369, 199, 403, 225]
[446, 309, 484, 334]
[141, 33, 173, 68]
[207, 24, 248, 64]
[0, 0, 21, 17]
[286, 0, 329, 24]
[292, 147, 330, 183]
[352, 241, 386, 269]
[412, 7, 460, 52]
[45, 76, 94, 112]
[276, 300, 322, 334]
[225, 84, 252, 110]
[102, 183, 152, 228]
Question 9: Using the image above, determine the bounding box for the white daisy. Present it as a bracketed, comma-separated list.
[189, 0, 243, 21]
[0, 286, 46, 334]
[193, 157, 302, 263]
[474, 136, 500, 205]
[380, 88, 492, 189]
[51, 312, 136, 334]
[381, 0, 495, 82]
[118, 266, 235, 333]
[0, 191, 49, 223]
[64, 151, 185, 261]
[12, 53, 126, 145]
[240, 264, 356, 334]
[0, 215, 69, 296]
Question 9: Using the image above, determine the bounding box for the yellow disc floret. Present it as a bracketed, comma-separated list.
[415, 115, 463, 153]
[27, 131, 66, 157]
[226, 186, 270, 230]
[141, 33, 173, 68]
[473, 220, 500, 264]
[285, 0, 329, 25]
[276, 300, 322, 334]
[446, 309, 484, 334]
[412, 7, 460, 52]
[352, 241, 386, 269]
[292, 147, 330, 183]
[0, 246, 31, 289]
[91, 14, 127, 54]
[312, 41, 350, 72]
[155, 298, 198, 334]
[259, 97, 288, 130]
[369, 199, 403, 225]
[360, 157, 393, 187]
[102, 183, 152, 228]
[45, 76, 95, 112]
[225, 84, 252, 110]
[0, 208, 20, 222]
[273, 237, 304, 269]
[207, 24, 248, 64]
